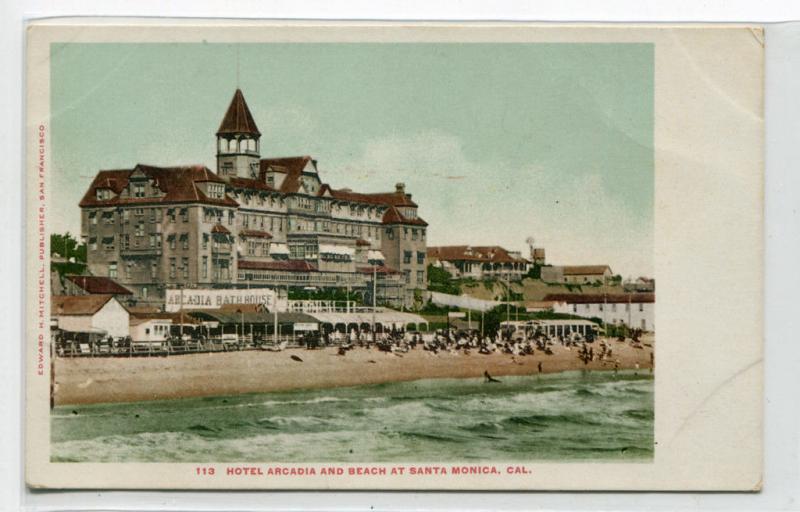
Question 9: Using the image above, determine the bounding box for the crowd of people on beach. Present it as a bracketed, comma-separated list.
[306, 324, 651, 367]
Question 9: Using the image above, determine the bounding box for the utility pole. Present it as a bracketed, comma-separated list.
[372, 265, 377, 342]
[273, 288, 278, 345]
[179, 285, 184, 338]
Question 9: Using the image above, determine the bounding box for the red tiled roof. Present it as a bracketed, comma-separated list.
[356, 265, 402, 275]
[79, 164, 238, 208]
[51, 295, 119, 316]
[382, 205, 428, 226]
[239, 229, 272, 239]
[427, 246, 527, 264]
[217, 89, 261, 136]
[130, 311, 201, 324]
[211, 223, 231, 235]
[542, 293, 655, 304]
[228, 176, 276, 192]
[319, 184, 418, 208]
[238, 260, 318, 272]
[259, 156, 313, 193]
[66, 275, 133, 295]
[562, 265, 612, 276]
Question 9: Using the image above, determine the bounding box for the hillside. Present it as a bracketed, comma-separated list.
[458, 277, 626, 302]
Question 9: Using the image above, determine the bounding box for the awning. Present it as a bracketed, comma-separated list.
[188, 310, 318, 325]
[367, 250, 385, 261]
[319, 244, 355, 257]
[307, 311, 429, 329]
[269, 243, 290, 255]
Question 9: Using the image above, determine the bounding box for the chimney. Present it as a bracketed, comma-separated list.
[395, 182, 405, 194]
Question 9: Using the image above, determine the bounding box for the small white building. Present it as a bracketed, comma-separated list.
[544, 293, 655, 332]
[130, 317, 172, 344]
[541, 265, 614, 284]
[51, 295, 130, 338]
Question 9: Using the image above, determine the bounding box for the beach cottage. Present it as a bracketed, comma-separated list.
[51, 295, 130, 338]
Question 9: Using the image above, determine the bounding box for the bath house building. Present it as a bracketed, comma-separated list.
[79, 89, 428, 308]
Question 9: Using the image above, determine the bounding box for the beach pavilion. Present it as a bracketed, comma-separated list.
[307, 310, 429, 334]
[187, 308, 429, 342]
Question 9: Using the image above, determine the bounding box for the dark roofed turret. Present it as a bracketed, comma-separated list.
[216, 89, 261, 181]
[217, 89, 261, 137]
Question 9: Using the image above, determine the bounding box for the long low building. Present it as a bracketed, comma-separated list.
[427, 245, 530, 281]
[543, 293, 655, 332]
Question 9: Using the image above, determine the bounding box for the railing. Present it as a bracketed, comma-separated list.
[120, 246, 162, 256]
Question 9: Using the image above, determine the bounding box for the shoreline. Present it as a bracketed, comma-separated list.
[54, 336, 654, 406]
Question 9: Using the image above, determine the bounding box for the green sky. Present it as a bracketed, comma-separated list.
[50, 42, 653, 277]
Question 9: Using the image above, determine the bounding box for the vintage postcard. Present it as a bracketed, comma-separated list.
[25, 20, 763, 490]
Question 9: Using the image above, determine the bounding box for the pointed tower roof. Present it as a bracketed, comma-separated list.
[216, 89, 261, 137]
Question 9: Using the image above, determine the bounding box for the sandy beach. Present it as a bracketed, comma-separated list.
[54, 335, 654, 405]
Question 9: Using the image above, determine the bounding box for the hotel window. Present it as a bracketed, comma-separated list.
[169, 258, 176, 279]
[108, 262, 117, 278]
[412, 229, 418, 240]
[149, 234, 156, 248]
[404, 270, 411, 284]
[122, 209, 129, 222]
[135, 222, 145, 237]
[403, 228, 408, 240]
[102, 236, 115, 251]
[89, 212, 97, 225]
[167, 209, 176, 223]
[168, 235, 176, 250]
[181, 233, 189, 250]
[228, 211, 234, 226]
[403, 251, 412, 264]
[421, 230, 425, 241]
[248, 241, 257, 256]
[89, 237, 97, 251]
[202, 256, 208, 278]
[149, 208, 156, 223]
[417, 270, 424, 284]
[102, 211, 114, 224]
[133, 183, 145, 197]
[125, 261, 133, 278]
[180, 208, 189, 222]
[121, 234, 129, 250]
[150, 262, 158, 279]
[417, 251, 425, 265]
[182, 257, 189, 278]
[386, 228, 394, 240]
[202, 233, 209, 249]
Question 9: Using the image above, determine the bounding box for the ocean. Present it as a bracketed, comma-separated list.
[51, 370, 654, 462]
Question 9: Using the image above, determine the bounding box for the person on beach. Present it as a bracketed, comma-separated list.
[538, 361, 543, 374]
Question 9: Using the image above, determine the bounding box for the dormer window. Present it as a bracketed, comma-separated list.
[95, 188, 112, 201]
[207, 183, 225, 199]
[133, 183, 145, 198]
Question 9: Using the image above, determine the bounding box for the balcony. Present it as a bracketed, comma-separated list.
[120, 246, 162, 257]
[211, 243, 233, 254]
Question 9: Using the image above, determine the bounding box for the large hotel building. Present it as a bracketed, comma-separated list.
[79, 89, 428, 307]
